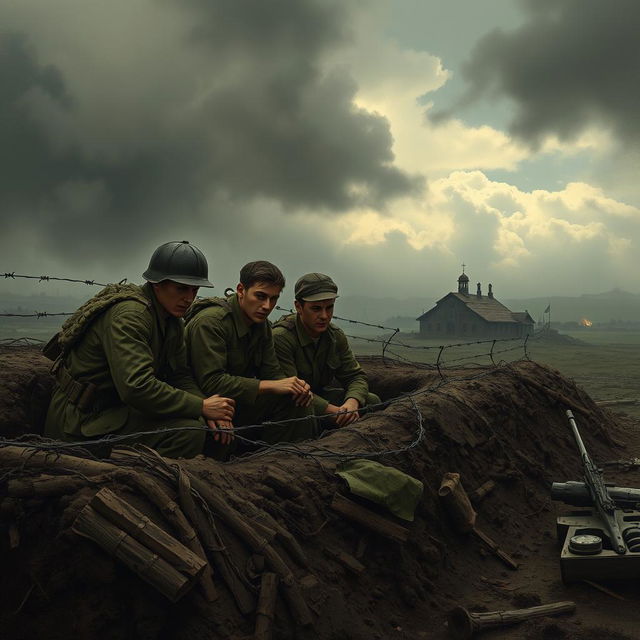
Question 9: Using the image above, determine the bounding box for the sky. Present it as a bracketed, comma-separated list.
[1, 0, 639, 305]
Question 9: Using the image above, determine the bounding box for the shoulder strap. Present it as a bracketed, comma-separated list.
[43, 283, 150, 362]
[184, 296, 232, 324]
[272, 313, 296, 331]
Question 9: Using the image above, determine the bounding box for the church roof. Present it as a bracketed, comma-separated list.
[417, 292, 534, 324]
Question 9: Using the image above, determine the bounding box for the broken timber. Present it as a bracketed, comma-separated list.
[330, 493, 409, 543]
[73, 505, 195, 602]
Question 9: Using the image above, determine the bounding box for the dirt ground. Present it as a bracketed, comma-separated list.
[2, 346, 640, 640]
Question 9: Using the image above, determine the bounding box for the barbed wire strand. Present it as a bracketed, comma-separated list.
[0, 361, 513, 468]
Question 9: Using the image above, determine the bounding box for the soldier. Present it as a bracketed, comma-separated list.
[272, 273, 380, 427]
[44, 240, 235, 458]
[184, 261, 314, 446]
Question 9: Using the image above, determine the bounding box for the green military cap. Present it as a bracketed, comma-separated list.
[335, 458, 424, 521]
[294, 273, 339, 302]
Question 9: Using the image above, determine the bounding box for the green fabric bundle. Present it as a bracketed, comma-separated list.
[336, 459, 423, 522]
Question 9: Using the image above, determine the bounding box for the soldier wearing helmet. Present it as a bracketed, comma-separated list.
[44, 241, 235, 458]
[272, 273, 380, 428]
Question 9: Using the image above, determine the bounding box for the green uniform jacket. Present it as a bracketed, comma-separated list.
[45, 283, 204, 439]
[272, 314, 369, 414]
[184, 294, 284, 403]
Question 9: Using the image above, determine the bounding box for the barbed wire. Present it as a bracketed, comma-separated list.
[0, 337, 45, 346]
[274, 305, 398, 332]
[0, 361, 515, 468]
[1, 272, 119, 287]
[0, 311, 74, 318]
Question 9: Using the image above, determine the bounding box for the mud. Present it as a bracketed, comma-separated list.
[1, 347, 640, 639]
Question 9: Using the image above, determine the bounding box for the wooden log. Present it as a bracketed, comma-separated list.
[330, 493, 409, 543]
[254, 573, 279, 640]
[438, 473, 477, 533]
[264, 471, 302, 499]
[127, 471, 218, 602]
[0, 446, 118, 475]
[90, 487, 206, 580]
[6, 473, 118, 497]
[448, 601, 576, 639]
[472, 528, 519, 570]
[175, 468, 255, 616]
[230, 495, 308, 568]
[469, 480, 496, 504]
[187, 473, 313, 627]
[72, 504, 194, 602]
[323, 547, 365, 575]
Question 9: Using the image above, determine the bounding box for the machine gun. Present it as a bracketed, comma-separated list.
[562, 409, 626, 554]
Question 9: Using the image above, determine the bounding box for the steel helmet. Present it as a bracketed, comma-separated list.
[142, 240, 214, 288]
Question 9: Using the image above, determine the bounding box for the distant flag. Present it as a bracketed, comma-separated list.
[544, 304, 551, 314]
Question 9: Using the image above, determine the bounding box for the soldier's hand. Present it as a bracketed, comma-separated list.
[262, 377, 311, 398]
[293, 388, 314, 407]
[326, 398, 360, 427]
[202, 394, 235, 421]
[206, 419, 234, 445]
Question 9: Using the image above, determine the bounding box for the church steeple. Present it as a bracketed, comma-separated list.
[457, 263, 469, 295]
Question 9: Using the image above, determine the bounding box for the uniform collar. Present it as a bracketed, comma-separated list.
[143, 282, 172, 335]
[295, 313, 332, 347]
[229, 293, 253, 338]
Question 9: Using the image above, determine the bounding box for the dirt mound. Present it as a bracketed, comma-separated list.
[1, 349, 640, 639]
[529, 328, 587, 346]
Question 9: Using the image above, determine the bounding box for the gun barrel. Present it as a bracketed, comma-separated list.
[551, 481, 640, 507]
[564, 409, 626, 554]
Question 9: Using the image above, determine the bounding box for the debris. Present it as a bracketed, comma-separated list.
[254, 573, 279, 640]
[323, 546, 365, 575]
[582, 579, 626, 601]
[447, 601, 576, 639]
[73, 505, 196, 602]
[330, 492, 409, 543]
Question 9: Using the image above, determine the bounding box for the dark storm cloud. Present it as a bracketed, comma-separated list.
[0, 0, 418, 267]
[433, 0, 640, 145]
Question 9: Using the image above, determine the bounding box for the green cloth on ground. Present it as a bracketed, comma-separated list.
[335, 459, 424, 522]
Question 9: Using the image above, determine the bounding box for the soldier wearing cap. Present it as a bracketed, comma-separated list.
[44, 240, 235, 458]
[272, 273, 380, 427]
[184, 261, 314, 446]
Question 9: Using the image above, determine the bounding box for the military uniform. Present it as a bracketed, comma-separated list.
[272, 313, 379, 414]
[184, 294, 313, 444]
[44, 283, 207, 458]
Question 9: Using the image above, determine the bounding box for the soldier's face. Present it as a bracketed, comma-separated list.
[237, 281, 282, 325]
[295, 299, 335, 338]
[153, 281, 199, 318]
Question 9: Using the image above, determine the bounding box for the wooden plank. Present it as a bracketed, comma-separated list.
[91, 487, 206, 580]
[73, 505, 193, 602]
[330, 493, 409, 543]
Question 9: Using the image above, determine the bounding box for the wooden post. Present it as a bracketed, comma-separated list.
[323, 547, 365, 575]
[187, 473, 313, 627]
[126, 472, 218, 602]
[90, 487, 206, 580]
[73, 505, 194, 602]
[0, 446, 118, 475]
[330, 493, 409, 543]
[438, 473, 517, 569]
[469, 480, 496, 504]
[448, 601, 576, 639]
[438, 473, 476, 533]
[175, 468, 256, 616]
[254, 573, 279, 640]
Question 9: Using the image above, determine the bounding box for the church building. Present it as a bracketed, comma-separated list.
[416, 270, 534, 339]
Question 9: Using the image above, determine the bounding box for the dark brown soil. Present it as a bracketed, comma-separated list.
[1, 347, 640, 640]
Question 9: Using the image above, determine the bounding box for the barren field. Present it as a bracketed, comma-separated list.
[350, 329, 640, 420]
